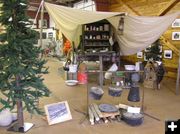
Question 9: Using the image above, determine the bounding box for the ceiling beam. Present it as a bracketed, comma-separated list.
[158, 0, 180, 16]
[121, 0, 141, 15]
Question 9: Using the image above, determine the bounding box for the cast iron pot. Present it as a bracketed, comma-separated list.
[108, 86, 123, 97]
[89, 86, 104, 100]
[122, 112, 144, 126]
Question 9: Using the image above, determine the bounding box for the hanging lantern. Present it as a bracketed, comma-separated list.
[128, 86, 140, 102]
[118, 16, 125, 35]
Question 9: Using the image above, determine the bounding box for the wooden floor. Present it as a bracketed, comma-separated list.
[0, 57, 180, 134]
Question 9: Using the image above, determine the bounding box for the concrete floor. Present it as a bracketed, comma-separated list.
[0, 57, 180, 134]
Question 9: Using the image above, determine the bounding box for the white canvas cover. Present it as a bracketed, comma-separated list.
[44, 2, 180, 55]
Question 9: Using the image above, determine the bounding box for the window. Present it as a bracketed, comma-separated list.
[73, 0, 96, 11]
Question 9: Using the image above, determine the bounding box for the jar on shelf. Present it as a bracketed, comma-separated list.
[85, 35, 88, 39]
[84, 25, 87, 31]
[96, 35, 101, 39]
[93, 26, 96, 31]
[99, 26, 103, 31]
[104, 24, 109, 31]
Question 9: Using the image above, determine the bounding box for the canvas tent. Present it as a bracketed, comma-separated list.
[44, 2, 180, 55]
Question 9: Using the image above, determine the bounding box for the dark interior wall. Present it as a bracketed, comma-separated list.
[94, 0, 109, 11]
[27, 10, 50, 28]
[28, 0, 50, 28]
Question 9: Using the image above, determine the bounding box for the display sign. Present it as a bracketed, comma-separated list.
[44, 101, 72, 125]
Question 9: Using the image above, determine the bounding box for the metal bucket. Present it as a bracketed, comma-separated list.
[65, 72, 77, 80]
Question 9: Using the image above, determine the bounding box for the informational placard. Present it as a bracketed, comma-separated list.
[127, 106, 141, 114]
[44, 101, 72, 125]
[172, 19, 180, 28]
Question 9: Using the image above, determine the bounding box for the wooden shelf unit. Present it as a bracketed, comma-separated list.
[82, 20, 111, 52]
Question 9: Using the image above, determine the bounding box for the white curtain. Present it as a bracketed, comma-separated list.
[44, 2, 122, 46]
[44, 2, 180, 55]
[108, 13, 180, 55]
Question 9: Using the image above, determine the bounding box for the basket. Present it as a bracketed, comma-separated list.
[143, 79, 154, 89]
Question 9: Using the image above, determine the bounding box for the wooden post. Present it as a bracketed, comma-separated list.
[99, 55, 103, 88]
[17, 100, 24, 129]
[40, 0, 44, 49]
[176, 50, 180, 95]
[88, 107, 94, 125]
[16, 75, 24, 129]
[89, 104, 100, 121]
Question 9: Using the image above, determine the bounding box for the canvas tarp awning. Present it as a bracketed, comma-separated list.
[44, 2, 180, 55]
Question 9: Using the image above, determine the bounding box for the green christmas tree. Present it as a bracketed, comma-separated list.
[145, 39, 162, 61]
[0, 0, 50, 130]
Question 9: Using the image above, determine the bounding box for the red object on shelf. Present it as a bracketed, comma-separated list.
[77, 72, 87, 84]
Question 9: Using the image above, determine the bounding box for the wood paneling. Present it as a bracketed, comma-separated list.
[110, 0, 180, 16]
[158, 0, 179, 16]
[109, 0, 180, 78]
[95, 0, 109, 11]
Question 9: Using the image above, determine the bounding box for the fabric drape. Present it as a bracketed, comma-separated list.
[44, 2, 180, 55]
[108, 13, 180, 55]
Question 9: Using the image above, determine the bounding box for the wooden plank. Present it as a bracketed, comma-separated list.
[158, 0, 179, 16]
[121, 0, 141, 15]
[116, 103, 129, 110]
[88, 107, 94, 125]
[110, 3, 122, 9]
[165, 66, 177, 72]
[101, 111, 120, 118]
[92, 103, 103, 118]
[89, 104, 100, 121]
[176, 51, 180, 95]
[92, 103, 108, 123]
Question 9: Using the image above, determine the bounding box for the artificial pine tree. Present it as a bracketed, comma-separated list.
[0, 0, 50, 132]
[145, 39, 162, 61]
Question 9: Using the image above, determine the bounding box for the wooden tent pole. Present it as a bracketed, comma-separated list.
[40, 0, 44, 49]
[176, 50, 180, 95]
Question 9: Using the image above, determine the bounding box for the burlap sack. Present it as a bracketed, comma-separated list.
[143, 79, 154, 89]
